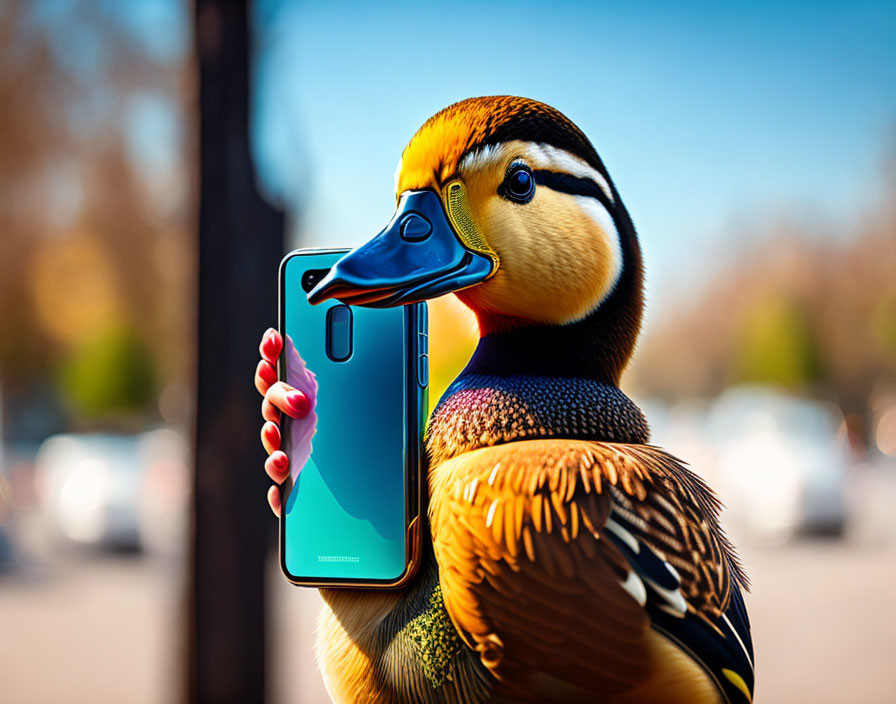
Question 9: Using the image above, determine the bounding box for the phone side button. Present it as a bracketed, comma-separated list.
[417, 353, 428, 388]
[417, 302, 428, 331]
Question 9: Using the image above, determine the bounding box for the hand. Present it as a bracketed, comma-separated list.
[255, 328, 312, 517]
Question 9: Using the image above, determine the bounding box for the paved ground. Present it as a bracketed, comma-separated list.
[0, 556, 182, 704]
[2, 464, 894, 703]
[746, 542, 896, 703]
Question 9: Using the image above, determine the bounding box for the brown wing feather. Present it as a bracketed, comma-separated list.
[608, 443, 748, 617]
[429, 438, 742, 698]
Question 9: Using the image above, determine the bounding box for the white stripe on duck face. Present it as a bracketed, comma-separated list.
[525, 143, 615, 204]
[458, 140, 614, 204]
[574, 194, 623, 302]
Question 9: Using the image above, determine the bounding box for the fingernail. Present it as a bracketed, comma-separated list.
[272, 452, 288, 469]
[287, 391, 310, 418]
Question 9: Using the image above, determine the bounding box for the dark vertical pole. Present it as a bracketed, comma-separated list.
[190, 1, 283, 702]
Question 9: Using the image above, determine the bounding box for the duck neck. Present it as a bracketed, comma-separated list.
[427, 303, 649, 466]
[461, 284, 640, 386]
[461, 317, 623, 384]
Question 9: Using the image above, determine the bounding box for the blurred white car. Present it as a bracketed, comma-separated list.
[707, 386, 851, 541]
[34, 429, 188, 554]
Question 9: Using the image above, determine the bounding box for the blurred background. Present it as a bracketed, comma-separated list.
[1, 0, 894, 702]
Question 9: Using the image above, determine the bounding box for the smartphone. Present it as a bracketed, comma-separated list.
[277, 248, 427, 587]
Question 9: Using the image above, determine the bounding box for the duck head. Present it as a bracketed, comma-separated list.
[308, 96, 644, 384]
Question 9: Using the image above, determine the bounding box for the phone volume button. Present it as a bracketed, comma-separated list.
[417, 303, 428, 331]
[417, 354, 428, 388]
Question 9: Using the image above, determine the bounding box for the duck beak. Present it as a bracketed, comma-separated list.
[307, 187, 497, 308]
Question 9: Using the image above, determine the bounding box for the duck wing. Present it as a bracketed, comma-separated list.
[429, 438, 754, 703]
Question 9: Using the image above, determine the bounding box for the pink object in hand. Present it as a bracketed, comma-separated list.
[283, 335, 318, 483]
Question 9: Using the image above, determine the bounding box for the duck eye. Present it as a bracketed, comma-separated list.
[502, 164, 535, 203]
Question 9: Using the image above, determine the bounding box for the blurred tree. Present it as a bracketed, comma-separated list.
[58, 323, 156, 421]
[871, 293, 896, 358]
[731, 294, 823, 390]
[427, 295, 479, 414]
[629, 153, 896, 430]
[0, 0, 191, 438]
[0, 0, 66, 404]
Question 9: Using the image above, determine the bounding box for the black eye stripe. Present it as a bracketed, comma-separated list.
[533, 170, 615, 213]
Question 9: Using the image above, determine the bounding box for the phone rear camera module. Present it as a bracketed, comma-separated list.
[301, 268, 330, 293]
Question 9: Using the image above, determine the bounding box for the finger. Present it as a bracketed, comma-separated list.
[261, 421, 281, 455]
[260, 328, 283, 364]
[268, 485, 282, 518]
[255, 359, 277, 396]
[262, 382, 311, 422]
[265, 451, 290, 484]
[261, 394, 280, 424]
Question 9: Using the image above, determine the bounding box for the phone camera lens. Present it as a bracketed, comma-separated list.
[301, 268, 329, 293]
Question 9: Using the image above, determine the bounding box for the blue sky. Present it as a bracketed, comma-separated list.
[34, 0, 896, 311]
[252, 0, 896, 312]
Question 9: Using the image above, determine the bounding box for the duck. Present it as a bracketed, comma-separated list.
[292, 95, 754, 703]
